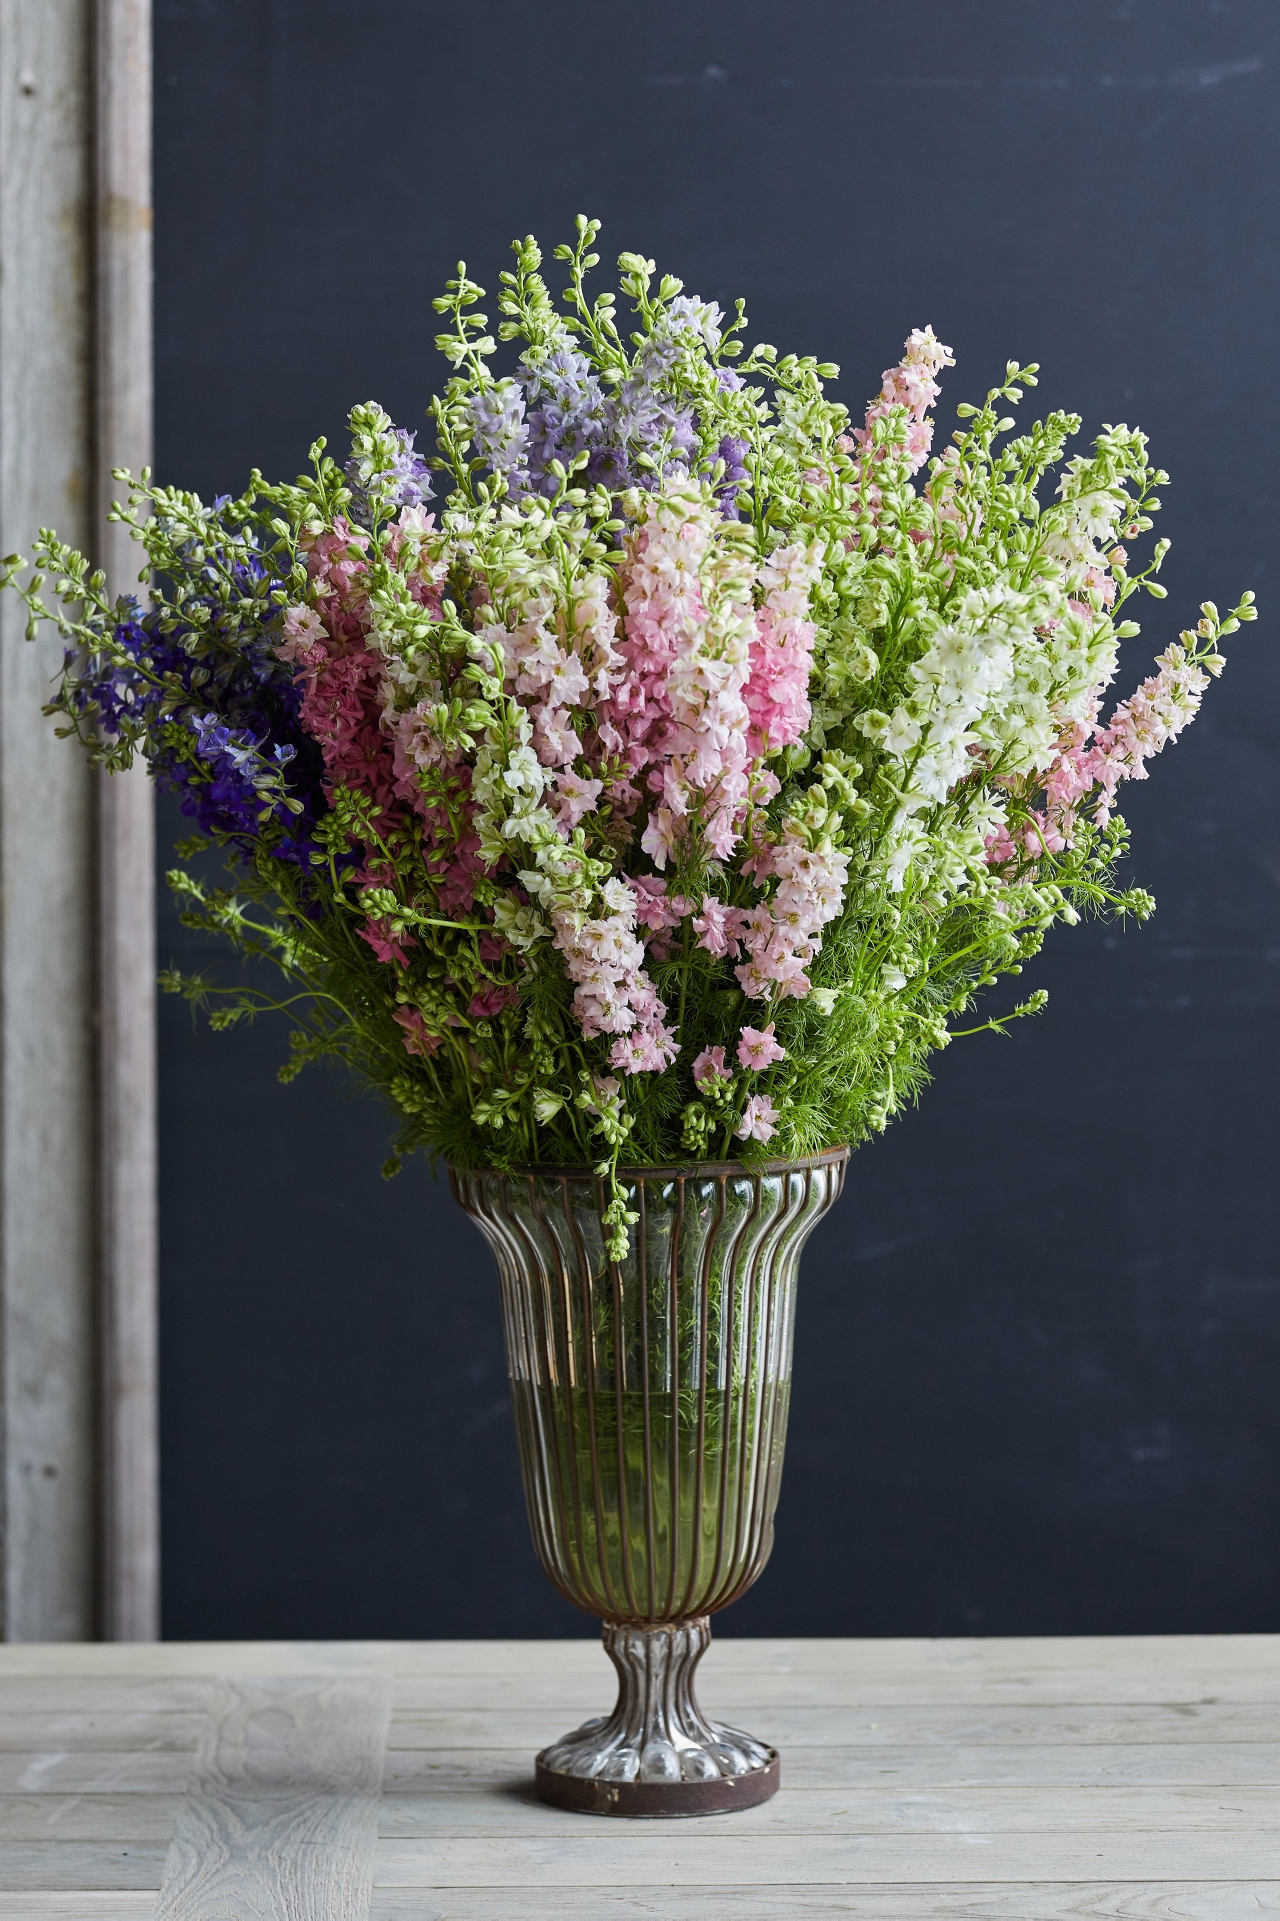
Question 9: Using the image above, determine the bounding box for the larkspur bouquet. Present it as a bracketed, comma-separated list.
[4, 219, 1255, 1251]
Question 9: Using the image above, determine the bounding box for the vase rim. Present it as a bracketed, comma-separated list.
[451, 1144, 850, 1182]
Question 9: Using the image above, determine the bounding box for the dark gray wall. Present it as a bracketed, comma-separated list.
[155, 0, 1280, 1639]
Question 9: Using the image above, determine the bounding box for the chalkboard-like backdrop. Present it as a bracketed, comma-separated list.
[155, 0, 1278, 1638]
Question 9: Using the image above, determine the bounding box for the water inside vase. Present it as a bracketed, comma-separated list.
[511, 1374, 791, 1620]
[456, 1156, 846, 1624]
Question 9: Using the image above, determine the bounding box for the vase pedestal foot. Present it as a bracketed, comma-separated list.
[534, 1618, 780, 1819]
[535, 1747, 779, 1818]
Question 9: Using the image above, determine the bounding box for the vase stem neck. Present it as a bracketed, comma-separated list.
[537, 1617, 772, 1788]
[602, 1618, 713, 1759]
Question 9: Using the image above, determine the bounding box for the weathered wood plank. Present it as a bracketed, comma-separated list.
[0, 1751, 194, 1792]
[369, 1887, 1280, 1921]
[0, 1678, 215, 1712]
[386, 1643, 1280, 1710]
[380, 1702, 1280, 1751]
[2, 1737, 1276, 1797]
[0, 1839, 166, 1889]
[0, 1700, 1275, 1755]
[0, 0, 99, 1648]
[0, 1899, 158, 1918]
[376, 1783, 1280, 1838]
[682, 1702, 1280, 1748]
[373, 1832, 1280, 1886]
[154, 1675, 390, 1920]
[0, 1793, 184, 1840]
[0, 1711, 203, 1750]
[94, 0, 159, 1650]
[380, 1743, 1280, 1792]
[1, 1634, 1278, 1694]
[0, 1638, 1277, 1913]
[9, 1657, 1280, 1712]
[389, 1669, 1280, 1710]
[0, 1644, 411, 1678]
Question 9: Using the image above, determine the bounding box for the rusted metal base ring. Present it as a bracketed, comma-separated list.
[535, 1748, 780, 1818]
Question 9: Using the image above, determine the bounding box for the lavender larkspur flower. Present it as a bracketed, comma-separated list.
[346, 427, 434, 525]
[713, 435, 750, 517]
[469, 379, 528, 477]
[468, 295, 727, 503]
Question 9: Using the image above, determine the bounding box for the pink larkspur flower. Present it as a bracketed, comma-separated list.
[360, 919, 415, 967]
[597, 481, 758, 866]
[534, 706, 581, 768]
[731, 827, 849, 1003]
[276, 603, 328, 674]
[853, 327, 954, 488]
[550, 769, 603, 832]
[393, 1005, 442, 1058]
[744, 542, 822, 757]
[468, 983, 519, 1020]
[692, 895, 736, 958]
[580, 1074, 620, 1117]
[692, 1045, 731, 1086]
[610, 1024, 679, 1073]
[629, 875, 691, 932]
[991, 643, 1213, 870]
[736, 1094, 779, 1142]
[737, 1023, 786, 1070]
[551, 889, 676, 1075]
[984, 821, 1020, 866]
[640, 803, 679, 869]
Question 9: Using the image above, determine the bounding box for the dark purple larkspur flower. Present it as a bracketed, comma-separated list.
[66, 534, 329, 865]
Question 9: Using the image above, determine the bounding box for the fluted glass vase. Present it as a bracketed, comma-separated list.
[451, 1146, 848, 1817]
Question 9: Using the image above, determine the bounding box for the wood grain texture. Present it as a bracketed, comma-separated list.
[0, 1640, 1276, 1912]
[377, 1743, 1280, 1792]
[0, 1793, 184, 1839]
[154, 1675, 391, 1920]
[376, 1783, 1280, 1838]
[0, 1643, 418, 1677]
[93, 0, 158, 1649]
[0, 0, 156, 1651]
[1, 1633, 1277, 1693]
[382, 1703, 1280, 1750]
[0, 1839, 165, 1889]
[387, 1636, 1280, 1707]
[0, 1676, 215, 1711]
[0, 1710, 204, 1750]
[371, 1833, 1280, 1887]
[0, 1752, 195, 1793]
[0, 1900, 157, 1918]
[1, 1738, 1275, 1797]
[388, 1667, 1280, 1710]
[0, 0, 99, 1646]
[369, 1889, 1280, 1921]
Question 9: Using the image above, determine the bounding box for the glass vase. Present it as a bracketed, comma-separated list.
[451, 1146, 848, 1817]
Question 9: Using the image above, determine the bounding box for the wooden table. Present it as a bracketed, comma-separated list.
[0, 1635, 1276, 1918]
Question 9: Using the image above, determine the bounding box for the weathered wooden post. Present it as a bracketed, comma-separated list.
[95, 0, 158, 1646]
[0, 0, 157, 1641]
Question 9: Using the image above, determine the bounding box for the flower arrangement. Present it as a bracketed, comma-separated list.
[4, 219, 1255, 1250]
